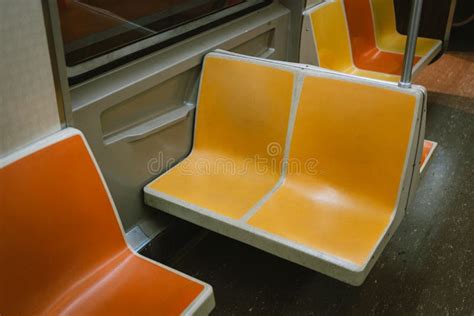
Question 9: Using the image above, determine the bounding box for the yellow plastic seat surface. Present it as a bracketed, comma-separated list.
[149, 56, 294, 219]
[145, 51, 425, 285]
[248, 76, 417, 266]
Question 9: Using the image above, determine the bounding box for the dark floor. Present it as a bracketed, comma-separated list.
[161, 94, 474, 315]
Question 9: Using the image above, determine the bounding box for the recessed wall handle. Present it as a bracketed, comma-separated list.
[259, 47, 276, 59]
[104, 104, 195, 145]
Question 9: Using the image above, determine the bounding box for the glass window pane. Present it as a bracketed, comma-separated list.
[57, 0, 270, 80]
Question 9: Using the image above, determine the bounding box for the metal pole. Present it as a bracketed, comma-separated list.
[399, 0, 424, 88]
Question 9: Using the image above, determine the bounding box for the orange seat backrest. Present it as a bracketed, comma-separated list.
[0, 131, 127, 314]
[343, 0, 420, 74]
[1, 129, 212, 315]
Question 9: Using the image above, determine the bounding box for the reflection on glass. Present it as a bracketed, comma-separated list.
[58, 0, 248, 66]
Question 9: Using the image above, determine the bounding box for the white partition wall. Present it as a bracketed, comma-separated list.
[0, 0, 60, 158]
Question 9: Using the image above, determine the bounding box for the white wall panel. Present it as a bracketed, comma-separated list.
[0, 0, 60, 157]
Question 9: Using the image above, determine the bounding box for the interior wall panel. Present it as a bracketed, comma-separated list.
[0, 0, 60, 157]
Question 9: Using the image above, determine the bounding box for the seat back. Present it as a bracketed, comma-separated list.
[194, 54, 294, 167]
[289, 74, 421, 209]
[343, 0, 420, 75]
[370, 0, 400, 45]
[343, 0, 378, 60]
[306, 0, 354, 72]
[0, 129, 126, 315]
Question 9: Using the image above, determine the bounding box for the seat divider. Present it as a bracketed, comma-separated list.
[240, 72, 305, 223]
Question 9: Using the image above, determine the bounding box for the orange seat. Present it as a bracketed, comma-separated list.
[145, 51, 426, 285]
[0, 129, 214, 315]
[420, 140, 438, 174]
[343, 0, 420, 75]
[300, 0, 442, 82]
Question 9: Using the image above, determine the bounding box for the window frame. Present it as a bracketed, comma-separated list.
[56, 0, 272, 84]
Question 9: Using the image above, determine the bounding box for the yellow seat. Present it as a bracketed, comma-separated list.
[248, 75, 419, 266]
[145, 51, 425, 285]
[147, 54, 294, 220]
[300, 0, 442, 82]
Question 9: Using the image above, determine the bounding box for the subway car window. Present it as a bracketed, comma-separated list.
[57, 0, 271, 82]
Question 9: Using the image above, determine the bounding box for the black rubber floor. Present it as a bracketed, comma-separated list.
[164, 96, 474, 315]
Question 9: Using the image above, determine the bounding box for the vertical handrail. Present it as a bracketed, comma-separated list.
[399, 0, 424, 88]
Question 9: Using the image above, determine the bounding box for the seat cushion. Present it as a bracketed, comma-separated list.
[45, 252, 206, 315]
